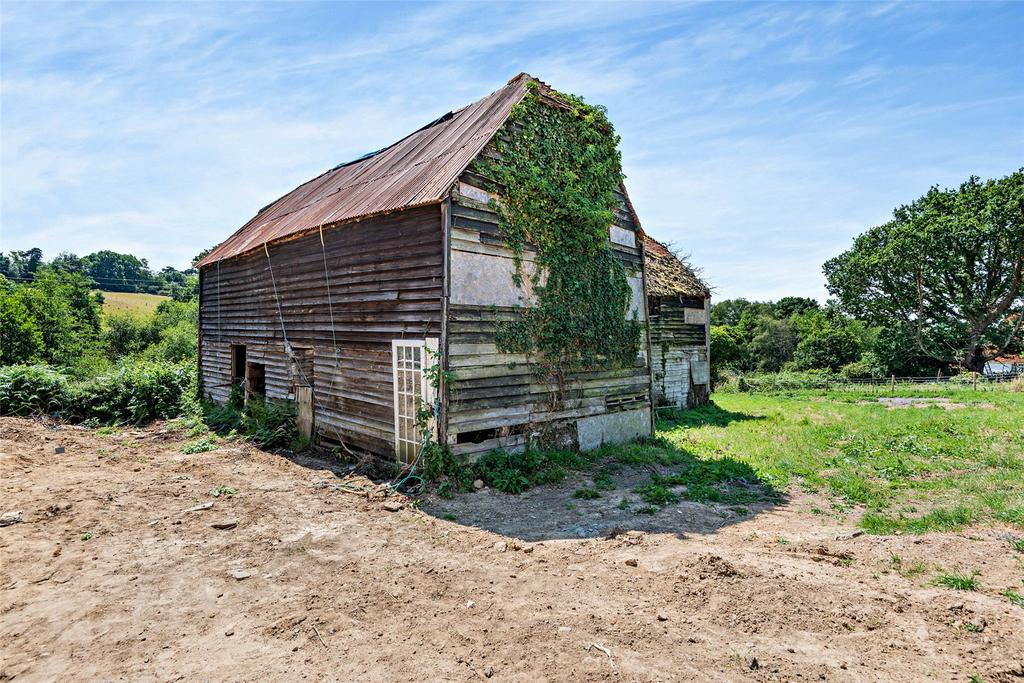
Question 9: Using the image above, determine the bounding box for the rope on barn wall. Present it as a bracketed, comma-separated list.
[318, 225, 339, 354]
[261, 240, 363, 461]
[264, 242, 292, 355]
[217, 260, 223, 343]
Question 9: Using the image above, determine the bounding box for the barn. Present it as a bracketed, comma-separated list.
[643, 235, 712, 409]
[195, 73, 662, 462]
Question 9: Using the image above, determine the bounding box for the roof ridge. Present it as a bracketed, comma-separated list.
[195, 74, 539, 268]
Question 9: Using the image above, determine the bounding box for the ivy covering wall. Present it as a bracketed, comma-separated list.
[475, 82, 642, 379]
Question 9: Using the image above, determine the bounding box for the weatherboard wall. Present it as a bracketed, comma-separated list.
[199, 205, 443, 456]
[648, 296, 711, 409]
[443, 174, 654, 458]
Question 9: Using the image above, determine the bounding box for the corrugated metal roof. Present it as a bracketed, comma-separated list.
[644, 235, 710, 299]
[197, 74, 532, 268]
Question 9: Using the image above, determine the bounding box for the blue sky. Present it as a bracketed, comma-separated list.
[2, 1, 1022, 301]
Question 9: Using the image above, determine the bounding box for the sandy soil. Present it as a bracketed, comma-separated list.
[1, 417, 1022, 682]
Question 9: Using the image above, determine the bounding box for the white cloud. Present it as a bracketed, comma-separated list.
[2, 0, 1022, 301]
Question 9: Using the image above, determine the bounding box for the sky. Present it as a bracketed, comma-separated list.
[1, 1, 1022, 301]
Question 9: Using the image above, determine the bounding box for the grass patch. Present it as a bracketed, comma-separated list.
[99, 291, 168, 318]
[932, 569, 981, 591]
[654, 392, 1024, 533]
[182, 436, 218, 454]
[593, 469, 616, 491]
[861, 505, 975, 535]
[426, 391, 1024, 534]
[1004, 590, 1024, 608]
[631, 453, 776, 511]
[426, 446, 602, 496]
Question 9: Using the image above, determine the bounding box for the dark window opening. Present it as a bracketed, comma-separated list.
[648, 298, 661, 317]
[231, 345, 246, 386]
[246, 362, 266, 398]
[456, 427, 499, 444]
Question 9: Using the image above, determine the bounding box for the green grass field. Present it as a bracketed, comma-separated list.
[653, 389, 1024, 533]
[99, 291, 167, 318]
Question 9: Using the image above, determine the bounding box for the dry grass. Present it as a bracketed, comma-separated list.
[99, 291, 167, 318]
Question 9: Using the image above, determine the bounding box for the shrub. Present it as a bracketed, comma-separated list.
[202, 393, 296, 449]
[102, 313, 155, 359]
[793, 326, 862, 372]
[145, 319, 197, 362]
[241, 396, 296, 448]
[144, 300, 198, 362]
[67, 361, 193, 424]
[0, 364, 68, 416]
[13, 269, 102, 366]
[0, 291, 43, 364]
[840, 351, 887, 379]
[0, 360, 194, 425]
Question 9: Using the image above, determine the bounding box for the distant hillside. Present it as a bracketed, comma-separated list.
[100, 291, 168, 318]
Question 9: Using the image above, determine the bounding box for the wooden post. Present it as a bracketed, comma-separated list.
[890, 374, 896, 394]
[295, 386, 313, 441]
[439, 198, 451, 448]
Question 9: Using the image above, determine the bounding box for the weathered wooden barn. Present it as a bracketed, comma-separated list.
[643, 235, 712, 409]
[196, 73, 658, 461]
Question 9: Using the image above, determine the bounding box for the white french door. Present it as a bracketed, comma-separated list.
[391, 339, 438, 464]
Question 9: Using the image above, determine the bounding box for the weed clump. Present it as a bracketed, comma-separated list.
[932, 569, 981, 591]
[573, 487, 601, 500]
[201, 388, 296, 449]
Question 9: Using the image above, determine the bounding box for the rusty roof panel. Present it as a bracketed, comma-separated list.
[197, 75, 531, 268]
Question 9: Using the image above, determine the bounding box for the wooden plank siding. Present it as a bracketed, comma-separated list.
[444, 172, 653, 458]
[199, 205, 443, 456]
[648, 297, 709, 409]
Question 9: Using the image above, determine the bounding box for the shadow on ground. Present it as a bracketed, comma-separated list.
[655, 401, 765, 429]
[418, 405, 784, 542]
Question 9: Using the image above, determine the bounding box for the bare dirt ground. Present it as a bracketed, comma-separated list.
[2, 416, 1022, 682]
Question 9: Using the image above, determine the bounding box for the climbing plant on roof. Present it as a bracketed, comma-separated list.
[473, 82, 642, 385]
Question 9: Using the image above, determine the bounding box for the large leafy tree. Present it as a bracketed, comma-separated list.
[82, 250, 155, 292]
[0, 276, 44, 364]
[824, 169, 1023, 372]
[15, 268, 103, 365]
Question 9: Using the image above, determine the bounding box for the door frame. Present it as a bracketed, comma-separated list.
[391, 338, 439, 462]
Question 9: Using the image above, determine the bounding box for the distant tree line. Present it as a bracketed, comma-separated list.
[0, 265, 198, 371]
[712, 168, 1023, 380]
[711, 296, 943, 380]
[0, 247, 198, 300]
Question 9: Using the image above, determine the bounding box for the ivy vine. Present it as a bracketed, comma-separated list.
[474, 82, 642, 379]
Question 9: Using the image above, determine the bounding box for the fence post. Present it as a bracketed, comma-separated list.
[890, 374, 895, 394]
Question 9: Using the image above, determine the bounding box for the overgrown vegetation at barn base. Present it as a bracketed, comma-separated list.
[201, 387, 297, 449]
[425, 445, 603, 496]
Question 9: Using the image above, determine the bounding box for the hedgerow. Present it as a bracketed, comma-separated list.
[0, 360, 194, 424]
